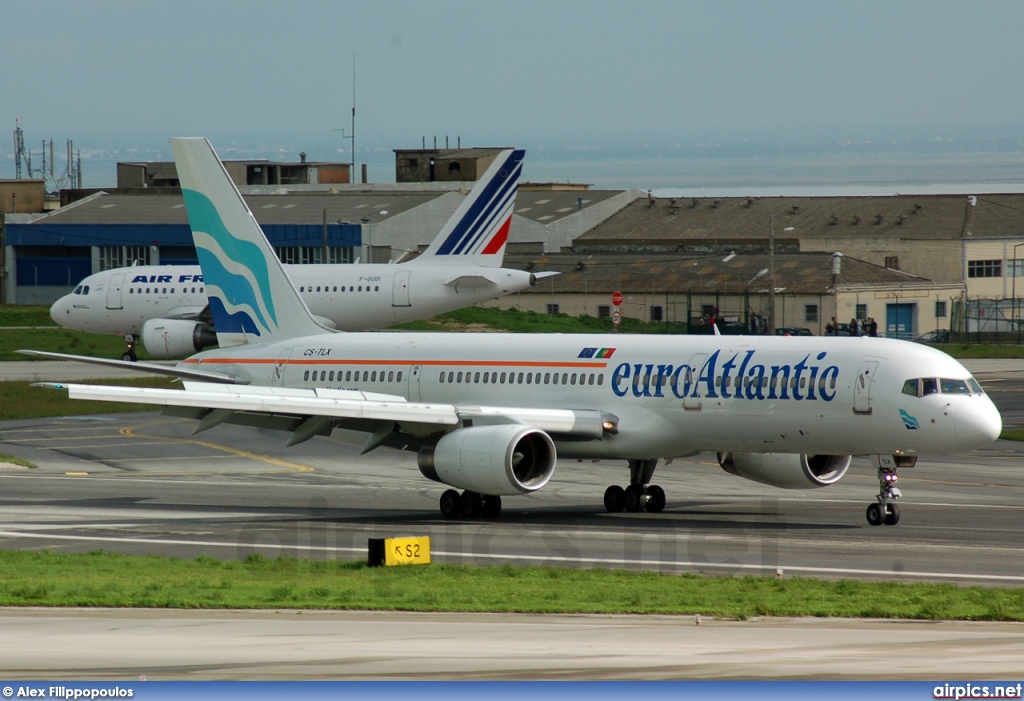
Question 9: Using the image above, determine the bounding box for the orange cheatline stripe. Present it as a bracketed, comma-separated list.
[183, 358, 608, 369]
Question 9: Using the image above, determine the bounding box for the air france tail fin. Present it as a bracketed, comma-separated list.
[171, 137, 331, 348]
[415, 149, 524, 267]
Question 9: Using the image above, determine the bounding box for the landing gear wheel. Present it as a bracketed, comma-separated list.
[121, 351, 137, 362]
[603, 485, 626, 513]
[439, 489, 461, 519]
[460, 491, 483, 518]
[884, 503, 901, 526]
[645, 485, 666, 513]
[865, 502, 885, 526]
[624, 484, 647, 512]
[481, 495, 502, 518]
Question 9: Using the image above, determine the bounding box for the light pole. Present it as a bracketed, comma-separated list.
[1013, 242, 1024, 344]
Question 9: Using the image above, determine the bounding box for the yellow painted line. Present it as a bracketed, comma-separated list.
[119, 425, 315, 473]
[64, 471, 89, 476]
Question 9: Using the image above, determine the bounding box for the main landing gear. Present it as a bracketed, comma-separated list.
[121, 334, 138, 362]
[865, 454, 916, 526]
[439, 489, 502, 519]
[603, 459, 666, 513]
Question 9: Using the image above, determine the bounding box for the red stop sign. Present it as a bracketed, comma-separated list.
[611, 291, 623, 306]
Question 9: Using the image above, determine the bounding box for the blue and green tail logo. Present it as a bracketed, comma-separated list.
[183, 189, 277, 337]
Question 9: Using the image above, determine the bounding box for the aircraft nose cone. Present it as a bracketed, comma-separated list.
[954, 400, 1003, 447]
[50, 296, 70, 324]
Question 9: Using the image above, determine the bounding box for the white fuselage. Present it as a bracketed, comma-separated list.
[50, 264, 536, 335]
[180, 332, 1002, 460]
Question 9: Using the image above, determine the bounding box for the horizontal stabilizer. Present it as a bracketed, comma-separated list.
[443, 275, 498, 290]
[17, 350, 246, 384]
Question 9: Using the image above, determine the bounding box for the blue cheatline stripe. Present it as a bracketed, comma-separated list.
[449, 159, 523, 255]
[437, 151, 524, 255]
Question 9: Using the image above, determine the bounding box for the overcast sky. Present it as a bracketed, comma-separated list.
[4, 0, 1024, 171]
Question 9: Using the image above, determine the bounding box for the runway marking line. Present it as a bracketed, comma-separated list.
[1, 529, 1022, 584]
[63, 472, 89, 476]
[119, 424, 315, 473]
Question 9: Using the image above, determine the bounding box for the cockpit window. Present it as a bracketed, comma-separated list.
[940, 379, 971, 394]
[903, 377, 985, 397]
[73, 286, 83, 295]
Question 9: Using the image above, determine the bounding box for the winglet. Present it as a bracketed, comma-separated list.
[415, 149, 524, 268]
[171, 137, 332, 348]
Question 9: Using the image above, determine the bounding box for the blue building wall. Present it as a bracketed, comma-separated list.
[5, 221, 362, 303]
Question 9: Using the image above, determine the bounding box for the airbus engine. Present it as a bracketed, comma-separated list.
[417, 425, 557, 495]
[717, 452, 851, 489]
[141, 319, 218, 358]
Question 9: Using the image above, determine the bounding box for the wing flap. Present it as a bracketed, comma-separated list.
[58, 382, 461, 426]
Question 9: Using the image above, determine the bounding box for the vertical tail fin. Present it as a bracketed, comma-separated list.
[415, 149, 524, 267]
[171, 137, 330, 347]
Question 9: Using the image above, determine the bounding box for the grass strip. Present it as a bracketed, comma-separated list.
[1, 550, 1023, 620]
[0, 453, 35, 468]
[0, 378, 179, 420]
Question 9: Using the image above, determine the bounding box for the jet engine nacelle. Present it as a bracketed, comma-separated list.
[717, 452, 851, 489]
[418, 425, 557, 496]
[141, 318, 218, 358]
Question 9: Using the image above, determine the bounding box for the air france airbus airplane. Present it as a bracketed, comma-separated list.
[28, 138, 1003, 527]
[49, 148, 551, 361]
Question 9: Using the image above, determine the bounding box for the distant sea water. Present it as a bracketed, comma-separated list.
[5, 138, 1024, 197]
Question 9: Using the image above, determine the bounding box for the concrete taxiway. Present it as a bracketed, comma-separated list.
[2, 609, 1024, 680]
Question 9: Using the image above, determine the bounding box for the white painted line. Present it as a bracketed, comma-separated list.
[1, 530, 1022, 583]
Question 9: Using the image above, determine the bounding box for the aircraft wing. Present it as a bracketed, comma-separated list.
[18, 350, 245, 384]
[38, 381, 611, 450]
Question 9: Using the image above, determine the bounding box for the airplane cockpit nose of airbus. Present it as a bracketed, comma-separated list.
[49, 294, 71, 324]
[954, 397, 1003, 447]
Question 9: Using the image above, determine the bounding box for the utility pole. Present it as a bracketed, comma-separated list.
[768, 215, 776, 334]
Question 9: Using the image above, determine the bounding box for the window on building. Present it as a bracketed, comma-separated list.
[597, 305, 610, 319]
[99, 246, 151, 271]
[968, 260, 1002, 278]
[936, 300, 947, 318]
[650, 305, 663, 322]
[805, 304, 818, 323]
[1009, 259, 1024, 277]
[884, 256, 900, 270]
[856, 303, 867, 319]
[546, 303, 560, 314]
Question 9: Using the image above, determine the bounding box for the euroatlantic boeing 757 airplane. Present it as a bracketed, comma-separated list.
[27, 138, 1003, 526]
[49, 148, 551, 360]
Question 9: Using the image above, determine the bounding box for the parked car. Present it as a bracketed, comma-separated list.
[774, 326, 814, 336]
[914, 329, 950, 344]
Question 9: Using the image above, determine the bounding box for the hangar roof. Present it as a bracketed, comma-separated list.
[580, 193, 1024, 248]
[34, 191, 443, 226]
[507, 251, 928, 296]
[38, 188, 628, 227]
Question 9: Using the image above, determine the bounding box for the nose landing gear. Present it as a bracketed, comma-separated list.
[121, 334, 138, 362]
[866, 454, 916, 526]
